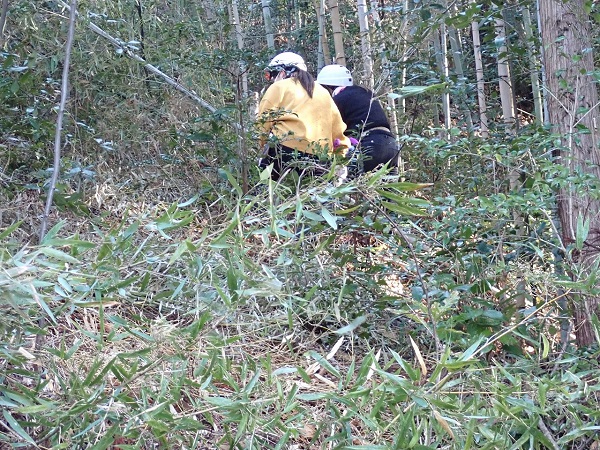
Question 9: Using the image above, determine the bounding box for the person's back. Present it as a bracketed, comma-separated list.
[257, 53, 351, 180]
[330, 85, 391, 137]
[258, 78, 349, 156]
[317, 65, 399, 175]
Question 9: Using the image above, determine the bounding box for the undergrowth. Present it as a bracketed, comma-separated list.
[1, 163, 599, 449]
[2, 1, 600, 449]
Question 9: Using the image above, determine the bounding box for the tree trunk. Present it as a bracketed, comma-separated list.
[495, 12, 529, 310]
[369, 0, 400, 162]
[521, 7, 544, 126]
[328, 0, 345, 65]
[356, 0, 373, 88]
[448, 26, 473, 131]
[261, 0, 275, 49]
[40, 0, 78, 243]
[229, 0, 250, 193]
[539, 0, 600, 346]
[495, 16, 516, 135]
[312, 0, 331, 67]
[229, 0, 248, 97]
[471, 17, 488, 138]
[432, 28, 450, 137]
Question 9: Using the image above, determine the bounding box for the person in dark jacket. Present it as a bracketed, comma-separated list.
[317, 64, 399, 176]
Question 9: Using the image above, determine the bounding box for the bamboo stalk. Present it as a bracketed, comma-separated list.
[495, 16, 516, 133]
[471, 18, 489, 137]
[522, 6, 544, 125]
[312, 0, 331, 67]
[40, 0, 78, 242]
[356, 0, 373, 88]
[0, 0, 9, 49]
[328, 0, 346, 65]
[448, 26, 474, 131]
[432, 28, 450, 138]
[229, 0, 248, 97]
[261, 0, 275, 49]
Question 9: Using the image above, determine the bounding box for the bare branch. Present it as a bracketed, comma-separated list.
[39, 0, 78, 243]
[56, 0, 244, 132]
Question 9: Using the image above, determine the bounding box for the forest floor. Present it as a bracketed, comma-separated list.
[3, 162, 439, 448]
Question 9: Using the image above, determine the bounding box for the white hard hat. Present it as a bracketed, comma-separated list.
[267, 52, 308, 72]
[316, 64, 353, 86]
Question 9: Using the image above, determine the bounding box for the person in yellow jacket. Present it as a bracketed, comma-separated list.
[257, 52, 352, 181]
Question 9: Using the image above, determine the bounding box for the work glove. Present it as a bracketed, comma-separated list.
[334, 137, 359, 148]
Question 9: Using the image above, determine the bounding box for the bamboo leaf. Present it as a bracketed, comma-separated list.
[297, 393, 330, 401]
[576, 214, 589, 250]
[307, 350, 341, 378]
[88, 423, 119, 450]
[2, 410, 36, 445]
[40, 220, 66, 244]
[39, 247, 80, 263]
[205, 397, 236, 407]
[169, 240, 191, 265]
[334, 315, 366, 335]
[377, 182, 432, 191]
[541, 334, 550, 359]
[0, 221, 23, 240]
[380, 201, 427, 216]
[302, 210, 324, 222]
[321, 207, 338, 230]
[433, 409, 455, 439]
[387, 83, 448, 99]
[409, 336, 427, 379]
[459, 336, 486, 361]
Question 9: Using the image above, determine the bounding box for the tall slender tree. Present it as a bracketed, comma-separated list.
[0, 0, 9, 49]
[262, 0, 275, 49]
[432, 28, 450, 136]
[521, 7, 544, 126]
[40, 0, 78, 242]
[495, 14, 516, 135]
[313, 0, 331, 67]
[369, 0, 400, 139]
[328, 0, 346, 64]
[229, 0, 248, 97]
[539, 0, 600, 346]
[472, 14, 489, 137]
[447, 22, 473, 130]
[356, 0, 373, 88]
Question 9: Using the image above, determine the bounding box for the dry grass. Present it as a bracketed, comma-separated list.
[3, 159, 599, 449]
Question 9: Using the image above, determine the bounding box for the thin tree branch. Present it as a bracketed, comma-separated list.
[56, 0, 244, 132]
[39, 0, 78, 243]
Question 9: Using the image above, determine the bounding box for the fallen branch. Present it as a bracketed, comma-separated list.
[56, 0, 244, 132]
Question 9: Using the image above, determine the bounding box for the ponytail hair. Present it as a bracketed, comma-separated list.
[293, 70, 315, 98]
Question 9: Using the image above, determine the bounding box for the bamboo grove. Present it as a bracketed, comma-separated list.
[1, 0, 600, 447]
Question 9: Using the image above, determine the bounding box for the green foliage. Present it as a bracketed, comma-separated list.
[1, 162, 599, 447]
[2, 0, 600, 447]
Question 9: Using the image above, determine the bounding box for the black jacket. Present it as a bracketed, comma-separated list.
[332, 85, 391, 136]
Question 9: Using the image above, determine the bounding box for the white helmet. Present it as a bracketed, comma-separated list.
[267, 52, 308, 72]
[317, 64, 353, 86]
